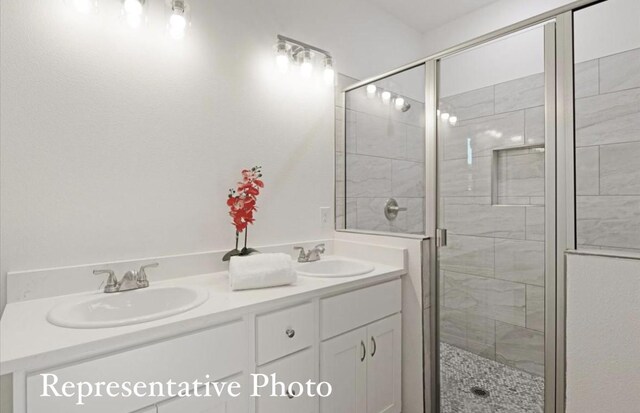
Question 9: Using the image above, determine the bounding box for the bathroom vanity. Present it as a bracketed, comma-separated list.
[0, 254, 405, 413]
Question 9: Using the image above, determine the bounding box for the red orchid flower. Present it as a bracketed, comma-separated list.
[227, 166, 263, 233]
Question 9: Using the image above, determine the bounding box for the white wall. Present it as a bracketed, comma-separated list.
[0, 0, 424, 314]
[566, 252, 640, 413]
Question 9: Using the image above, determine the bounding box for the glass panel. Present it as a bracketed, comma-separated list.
[436, 26, 547, 412]
[574, 0, 640, 253]
[337, 65, 426, 235]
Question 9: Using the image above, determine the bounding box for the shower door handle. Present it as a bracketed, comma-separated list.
[437, 228, 448, 247]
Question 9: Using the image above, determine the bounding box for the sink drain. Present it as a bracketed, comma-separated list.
[470, 386, 490, 398]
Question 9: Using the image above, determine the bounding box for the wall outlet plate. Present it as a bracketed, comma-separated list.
[320, 207, 331, 229]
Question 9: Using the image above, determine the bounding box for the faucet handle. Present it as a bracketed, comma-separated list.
[314, 243, 326, 253]
[137, 262, 158, 288]
[293, 246, 307, 262]
[94, 269, 118, 293]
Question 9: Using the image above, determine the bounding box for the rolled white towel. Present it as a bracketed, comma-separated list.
[229, 253, 297, 291]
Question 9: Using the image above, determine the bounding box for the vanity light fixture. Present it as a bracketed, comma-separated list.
[440, 112, 450, 121]
[366, 84, 377, 98]
[167, 0, 189, 39]
[448, 115, 458, 126]
[381, 91, 392, 104]
[122, 0, 145, 28]
[323, 57, 335, 86]
[274, 35, 334, 85]
[394, 96, 405, 111]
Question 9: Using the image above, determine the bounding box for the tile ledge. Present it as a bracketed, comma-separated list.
[565, 248, 640, 262]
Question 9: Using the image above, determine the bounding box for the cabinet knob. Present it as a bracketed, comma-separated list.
[285, 328, 295, 338]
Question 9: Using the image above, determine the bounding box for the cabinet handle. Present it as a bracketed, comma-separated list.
[286, 389, 296, 399]
[285, 328, 295, 338]
[371, 336, 377, 357]
[360, 340, 366, 362]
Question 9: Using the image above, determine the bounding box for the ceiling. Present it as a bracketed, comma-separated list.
[365, 0, 500, 33]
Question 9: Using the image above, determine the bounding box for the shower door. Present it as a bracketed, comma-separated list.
[435, 23, 554, 413]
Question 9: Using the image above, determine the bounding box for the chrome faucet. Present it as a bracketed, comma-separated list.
[294, 244, 325, 263]
[93, 263, 158, 293]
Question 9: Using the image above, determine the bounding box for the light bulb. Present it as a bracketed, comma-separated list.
[381, 91, 391, 104]
[366, 84, 377, 98]
[299, 50, 312, 79]
[449, 116, 458, 126]
[169, 13, 186, 39]
[394, 97, 405, 111]
[437, 109, 441, 116]
[323, 57, 335, 86]
[275, 40, 289, 73]
[123, 0, 144, 28]
[441, 112, 450, 121]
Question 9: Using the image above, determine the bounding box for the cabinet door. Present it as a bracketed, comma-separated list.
[366, 314, 401, 413]
[157, 374, 247, 413]
[320, 326, 367, 413]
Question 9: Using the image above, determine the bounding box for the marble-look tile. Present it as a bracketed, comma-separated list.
[495, 322, 544, 377]
[440, 308, 496, 360]
[345, 154, 391, 198]
[356, 112, 407, 159]
[576, 146, 599, 196]
[403, 197, 425, 234]
[599, 48, 640, 93]
[577, 195, 640, 249]
[600, 141, 640, 195]
[444, 271, 526, 327]
[439, 86, 494, 121]
[440, 156, 492, 197]
[335, 152, 345, 199]
[495, 73, 544, 113]
[524, 106, 545, 145]
[526, 285, 544, 332]
[406, 125, 425, 162]
[525, 206, 545, 241]
[392, 160, 424, 197]
[530, 197, 545, 206]
[346, 198, 357, 229]
[440, 234, 495, 277]
[575, 88, 640, 147]
[337, 198, 357, 230]
[345, 109, 357, 153]
[445, 204, 526, 239]
[443, 110, 525, 160]
[356, 197, 406, 233]
[497, 197, 532, 205]
[335, 114, 345, 152]
[443, 196, 492, 206]
[335, 198, 345, 229]
[497, 151, 545, 198]
[574, 59, 599, 99]
[494, 239, 545, 286]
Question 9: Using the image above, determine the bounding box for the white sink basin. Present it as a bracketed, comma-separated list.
[47, 286, 209, 329]
[297, 257, 375, 278]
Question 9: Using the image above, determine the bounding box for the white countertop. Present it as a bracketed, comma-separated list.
[0, 257, 404, 375]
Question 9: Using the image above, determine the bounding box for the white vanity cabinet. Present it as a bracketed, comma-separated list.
[319, 280, 402, 413]
[18, 275, 402, 413]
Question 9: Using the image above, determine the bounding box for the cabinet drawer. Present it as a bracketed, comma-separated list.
[26, 320, 247, 413]
[256, 302, 314, 365]
[320, 279, 401, 340]
[256, 348, 317, 413]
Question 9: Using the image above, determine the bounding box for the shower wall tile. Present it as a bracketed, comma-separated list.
[440, 156, 492, 197]
[497, 151, 545, 198]
[445, 204, 526, 239]
[439, 86, 495, 121]
[577, 196, 640, 249]
[392, 160, 425, 197]
[575, 59, 599, 99]
[440, 234, 495, 277]
[404, 197, 425, 234]
[440, 308, 496, 360]
[495, 322, 544, 377]
[356, 197, 406, 232]
[524, 106, 545, 145]
[346, 154, 391, 197]
[494, 73, 545, 113]
[575, 87, 640, 147]
[599, 48, 640, 93]
[600, 141, 640, 195]
[443, 271, 526, 327]
[494, 239, 545, 286]
[345, 109, 357, 153]
[525, 206, 545, 241]
[576, 146, 600, 196]
[442, 110, 525, 160]
[406, 125, 425, 162]
[526, 285, 544, 332]
[335, 152, 345, 199]
[356, 112, 407, 159]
